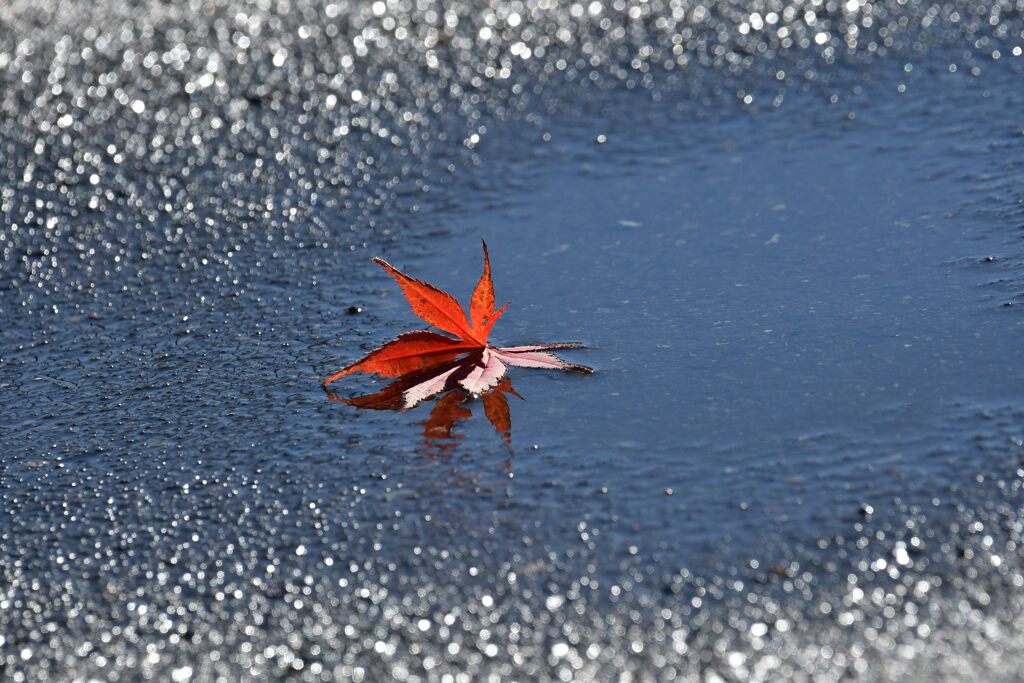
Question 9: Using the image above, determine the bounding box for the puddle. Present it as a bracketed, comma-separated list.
[351, 71, 1024, 560]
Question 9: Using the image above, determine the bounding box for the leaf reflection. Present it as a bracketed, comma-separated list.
[325, 375, 523, 453]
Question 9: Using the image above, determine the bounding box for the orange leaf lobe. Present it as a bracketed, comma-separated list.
[373, 257, 482, 344]
[469, 241, 496, 337]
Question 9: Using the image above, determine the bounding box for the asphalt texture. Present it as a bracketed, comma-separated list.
[3, 1, 1024, 681]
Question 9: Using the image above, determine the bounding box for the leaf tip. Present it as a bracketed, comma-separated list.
[322, 368, 349, 386]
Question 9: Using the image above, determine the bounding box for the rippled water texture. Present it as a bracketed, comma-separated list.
[2, 0, 1024, 681]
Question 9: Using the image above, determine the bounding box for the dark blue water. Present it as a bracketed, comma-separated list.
[439, 95, 1024, 447]
[316, 69, 1024, 569]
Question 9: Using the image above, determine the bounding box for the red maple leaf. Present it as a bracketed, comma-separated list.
[323, 242, 590, 408]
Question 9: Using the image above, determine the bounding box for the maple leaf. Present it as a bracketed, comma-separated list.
[323, 241, 590, 408]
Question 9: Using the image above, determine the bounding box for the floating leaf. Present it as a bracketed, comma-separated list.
[323, 242, 591, 410]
